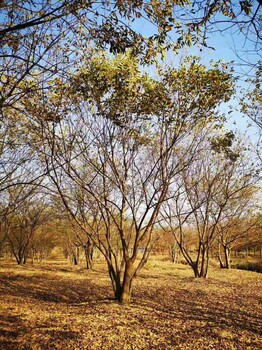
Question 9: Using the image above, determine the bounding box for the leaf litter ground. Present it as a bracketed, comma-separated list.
[0, 256, 261, 349]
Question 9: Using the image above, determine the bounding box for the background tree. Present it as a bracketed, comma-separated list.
[29, 222, 60, 263]
[6, 192, 51, 264]
[163, 131, 258, 277]
[216, 189, 260, 268]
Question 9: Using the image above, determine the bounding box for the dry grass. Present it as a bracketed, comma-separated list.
[0, 255, 261, 350]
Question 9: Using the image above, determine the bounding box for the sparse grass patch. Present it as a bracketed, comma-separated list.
[0, 256, 261, 349]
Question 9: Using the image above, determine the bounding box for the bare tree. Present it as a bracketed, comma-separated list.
[6, 192, 51, 264]
[163, 134, 258, 277]
[217, 202, 260, 268]
[43, 116, 182, 303]
[23, 53, 236, 302]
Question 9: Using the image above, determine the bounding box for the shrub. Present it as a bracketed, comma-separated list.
[234, 261, 262, 273]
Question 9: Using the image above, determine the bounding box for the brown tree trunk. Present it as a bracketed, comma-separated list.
[193, 263, 200, 278]
[71, 246, 79, 265]
[169, 245, 179, 263]
[84, 240, 93, 270]
[85, 253, 93, 269]
[15, 250, 23, 265]
[17, 258, 22, 265]
[108, 263, 122, 301]
[108, 261, 134, 304]
[120, 262, 134, 304]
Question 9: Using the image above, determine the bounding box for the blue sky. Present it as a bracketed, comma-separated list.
[131, 6, 261, 142]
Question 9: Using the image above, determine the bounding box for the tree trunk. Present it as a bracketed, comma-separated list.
[73, 255, 78, 265]
[199, 258, 208, 277]
[16, 258, 22, 265]
[218, 244, 231, 269]
[70, 246, 79, 265]
[120, 262, 134, 304]
[170, 244, 180, 263]
[198, 245, 209, 278]
[15, 250, 23, 265]
[108, 263, 122, 301]
[108, 261, 134, 304]
[218, 242, 225, 268]
[224, 246, 230, 269]
[85, 253, 93, 270]
[84, 241, 93, 270]
[192, 263, 200, 278]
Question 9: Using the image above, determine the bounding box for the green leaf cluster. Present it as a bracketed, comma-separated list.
[66, 53, 235, 128]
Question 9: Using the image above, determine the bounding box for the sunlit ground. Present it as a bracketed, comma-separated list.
[0, 255, 261, 350]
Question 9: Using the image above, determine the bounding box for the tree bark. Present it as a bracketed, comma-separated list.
[108, 261, 134, 304]
[224, 246, 230, 269]
[120, 262, 134, 304]
[198, 245, 209, 278]
[84, 240, 93, 270]
[192, 262, 200, 278]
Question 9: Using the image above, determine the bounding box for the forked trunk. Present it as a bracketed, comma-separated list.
[192, 245, 209, 278]
[15, 251, 23, 265]
[218, 244, 231, 269]
[108, 261, 134, 304]
[192, 262, 200, 278]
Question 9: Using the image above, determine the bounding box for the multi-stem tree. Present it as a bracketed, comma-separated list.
[44, 116, 183, 303]
[163, 133, 258, 277]
[6, 193, 51, 264]
[23, 52, 235, 303]
[216, 189, 260, 268]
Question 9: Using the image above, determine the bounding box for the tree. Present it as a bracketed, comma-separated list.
[29, 223, 59, 263]
[44, 116, 180, 303]
[6, 193, 51, 264]
[216, 187, 259, 268]
[0, 115, 48, 258]
[232, 213, 262, 257]
[21, 52, 235, 303]
[60, 218, 95, 268]
[1, 0, 260, 119]
[163, 131, 258, 278]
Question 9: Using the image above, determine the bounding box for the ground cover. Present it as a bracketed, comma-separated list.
[0, 256, 261, 350]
